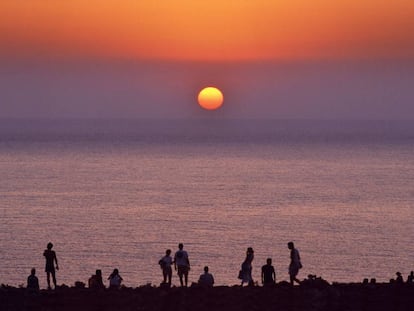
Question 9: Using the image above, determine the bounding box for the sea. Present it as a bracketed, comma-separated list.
[0, 119, 413, 287]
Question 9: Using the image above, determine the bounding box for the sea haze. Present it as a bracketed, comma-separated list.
[0, 119, 413, 287]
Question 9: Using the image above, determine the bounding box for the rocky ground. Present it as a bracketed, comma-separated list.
[1, 281, 413, 311]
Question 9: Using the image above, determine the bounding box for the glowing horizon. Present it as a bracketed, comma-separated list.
[1, 1, 413, 61]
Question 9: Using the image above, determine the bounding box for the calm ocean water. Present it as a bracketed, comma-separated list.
[0, 119, 413, 287]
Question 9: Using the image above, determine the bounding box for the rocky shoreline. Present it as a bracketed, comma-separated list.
[1, 281, 413, 311]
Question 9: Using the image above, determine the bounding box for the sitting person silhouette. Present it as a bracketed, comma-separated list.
[108, 268, 123, 289]
[198, 266, 215, 287]
[407, 271, 414, 283]
[88, 269, 105, 289]
[27, 268, 40, 291]
[396, 272, 404, 283]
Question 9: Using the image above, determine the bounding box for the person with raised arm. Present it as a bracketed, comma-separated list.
[43, 242, 59, 289]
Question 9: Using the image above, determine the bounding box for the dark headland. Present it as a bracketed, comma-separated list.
[1, 281, 414, 311]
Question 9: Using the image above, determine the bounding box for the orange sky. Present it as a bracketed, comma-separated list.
[1, 0, 413, 61]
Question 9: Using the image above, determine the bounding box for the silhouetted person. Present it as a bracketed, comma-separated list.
[159, 249, 173, 286]
[108, 268, 123, 289]
[198, 266, 214, 287]
[407, 271, 414, 283]
[43, 242, 59, 289]
[88, 269, 105, 289]
[240, 247, 254, 286]
[174, 243, 190, 287]
[288, 242, 302, 285]
[261, 258, 276, 286]
[396, 272, 403, 283]
[27, 268, 40, 291]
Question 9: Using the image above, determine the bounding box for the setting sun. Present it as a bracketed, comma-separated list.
[198, 87, 224, 110]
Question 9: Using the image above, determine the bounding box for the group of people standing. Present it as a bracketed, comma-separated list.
[239, 242, 302, 286]
[157, 243, 215, 288]
[27, 241, 302, 290]
[158, 242, 301, 288]
[158, 243, 194, 287]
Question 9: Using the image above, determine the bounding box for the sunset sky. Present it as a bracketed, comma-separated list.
[1, 0, 413, 119]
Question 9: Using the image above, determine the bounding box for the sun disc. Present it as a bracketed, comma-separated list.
[198, 87, 224, 110]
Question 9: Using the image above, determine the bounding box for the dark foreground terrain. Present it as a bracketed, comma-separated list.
[1, 282, 413, 311]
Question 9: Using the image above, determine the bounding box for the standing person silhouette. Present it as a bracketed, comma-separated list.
[174, 243, 190, 287]
[288, 241, 302, 285]
[43, 242, 59, 289]
[240, 247, 254, 286]
[159, 249, 173, 286]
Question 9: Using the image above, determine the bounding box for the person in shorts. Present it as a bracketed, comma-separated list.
[174, 243, 190, 287]
[43, 242, 59, 289]
[159, 249, 173, 286]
